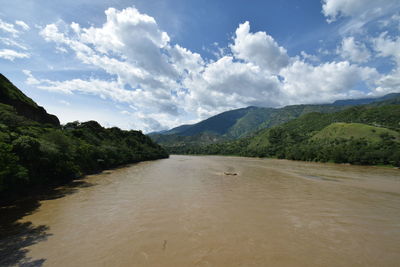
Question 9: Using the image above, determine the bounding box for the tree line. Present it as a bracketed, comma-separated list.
[0, 103, 168, 199]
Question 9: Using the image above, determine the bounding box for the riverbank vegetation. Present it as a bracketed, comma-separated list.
[0, 74, 168, 199]
[166, 104, 400, 167]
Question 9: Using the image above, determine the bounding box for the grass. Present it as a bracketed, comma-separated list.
[311, 122, 400, 143]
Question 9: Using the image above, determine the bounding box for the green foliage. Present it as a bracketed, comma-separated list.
[152, 94, 400, 149]
[0, 115, 168, 196]
[169, 104, 400, 167]
[0, 78, 168, 197]
[311, 123, 399, 143]
[0, 143, 28, 192]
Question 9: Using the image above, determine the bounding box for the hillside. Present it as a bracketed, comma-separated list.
[152, 93, 400, 148]
[169, 104, 400, 166]
[311, 123, 400, 143]
[0, 75, 168, 199]
[0, 74, 60, 126]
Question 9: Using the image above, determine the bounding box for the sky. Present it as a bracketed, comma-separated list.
[0, 0, 399, 132]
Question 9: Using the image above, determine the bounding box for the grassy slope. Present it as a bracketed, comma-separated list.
[311, 123, 400, 143]
[248, 104, 400, 149]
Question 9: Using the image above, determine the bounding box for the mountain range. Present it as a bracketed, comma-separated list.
[150, 93, 400, 148]
[165, 99, 400, 166]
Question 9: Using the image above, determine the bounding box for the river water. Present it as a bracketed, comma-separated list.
[1, 155, 400, 266]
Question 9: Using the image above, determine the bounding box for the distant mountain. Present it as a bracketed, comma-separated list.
[0, 73, 60, 126]
[161, 124, 193, 135]
[332, 93, 400, 106]
[169, 103, 400, 166]
[150, 93, 400, 147]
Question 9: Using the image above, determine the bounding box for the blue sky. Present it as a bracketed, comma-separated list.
[1, 0, 399, 132]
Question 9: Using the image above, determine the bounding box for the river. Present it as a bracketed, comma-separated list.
[1, 155, 399, 266]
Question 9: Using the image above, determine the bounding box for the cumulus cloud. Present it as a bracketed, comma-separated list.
[183, 56, 283, 118]
[337, 37, 371, 63]
[33, 6, 398, 132]
[0, 49, 29, 60]
[280, 60, 379, 103]
[39, 8, 192, 92]
[300, 51, 319, 63]
[230, 21, 289, 74]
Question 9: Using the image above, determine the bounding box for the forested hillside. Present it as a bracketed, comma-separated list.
[0, 75, 168, 199]
[168, 104, 400, 167]
[151, 93, 400, 147]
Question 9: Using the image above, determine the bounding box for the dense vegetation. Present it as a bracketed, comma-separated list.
[151, 93, 400, 147]
[0, 75, 168, 198]
[167, 104, 400, 167]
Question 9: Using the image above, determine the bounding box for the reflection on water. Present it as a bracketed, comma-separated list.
[1, 156, 399, 266]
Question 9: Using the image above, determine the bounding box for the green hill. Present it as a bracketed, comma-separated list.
[0, 74, 59, 126]
[152, 94, 400, 148]
[171, 104, 400, 166]
[311, 123, 400, 143]
[0, 75, 168, 199]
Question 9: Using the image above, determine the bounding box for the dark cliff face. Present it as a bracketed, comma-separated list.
[0, 74, 60, 126]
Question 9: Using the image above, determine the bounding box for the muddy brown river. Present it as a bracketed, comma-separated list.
[1, 155, 400, 266]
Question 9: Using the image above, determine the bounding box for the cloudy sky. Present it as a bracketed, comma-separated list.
[1, 0, 399, 132]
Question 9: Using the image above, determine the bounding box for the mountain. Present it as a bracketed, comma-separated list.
[0, 74, 168, 199]
[332, 93, 400, 106]
[151, 93, 400, 147]
[172, 103, 400, 166]
[0, 74, 60, 126]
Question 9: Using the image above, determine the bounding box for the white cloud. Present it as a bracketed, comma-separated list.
[379, 13, 400, 30]
[15, 20, 30, 31]
[0, 49, 29, 60]
[183, 56, 283, 118]
[337, 37, 371, 63]
[39, 8, 184, 92]
[0, 37, 28, 50]
[300, 51, 319, 63]
[322, 0, 400, 23]
[230, 21, 289, 74]
[169, 44, 205, 75]
[22, 70, 40, 85]
[280, 60, 379, 104]
[0, 19, 30, 59]
[372, 32, 400, 65]
[79, 7, 176, 79]
[0, 19, 19, 36]
[322, 0, 400, 35]
[23, 70, 185, 130]
[374, 68, 400, 95]
[34, 7, 397, 132]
